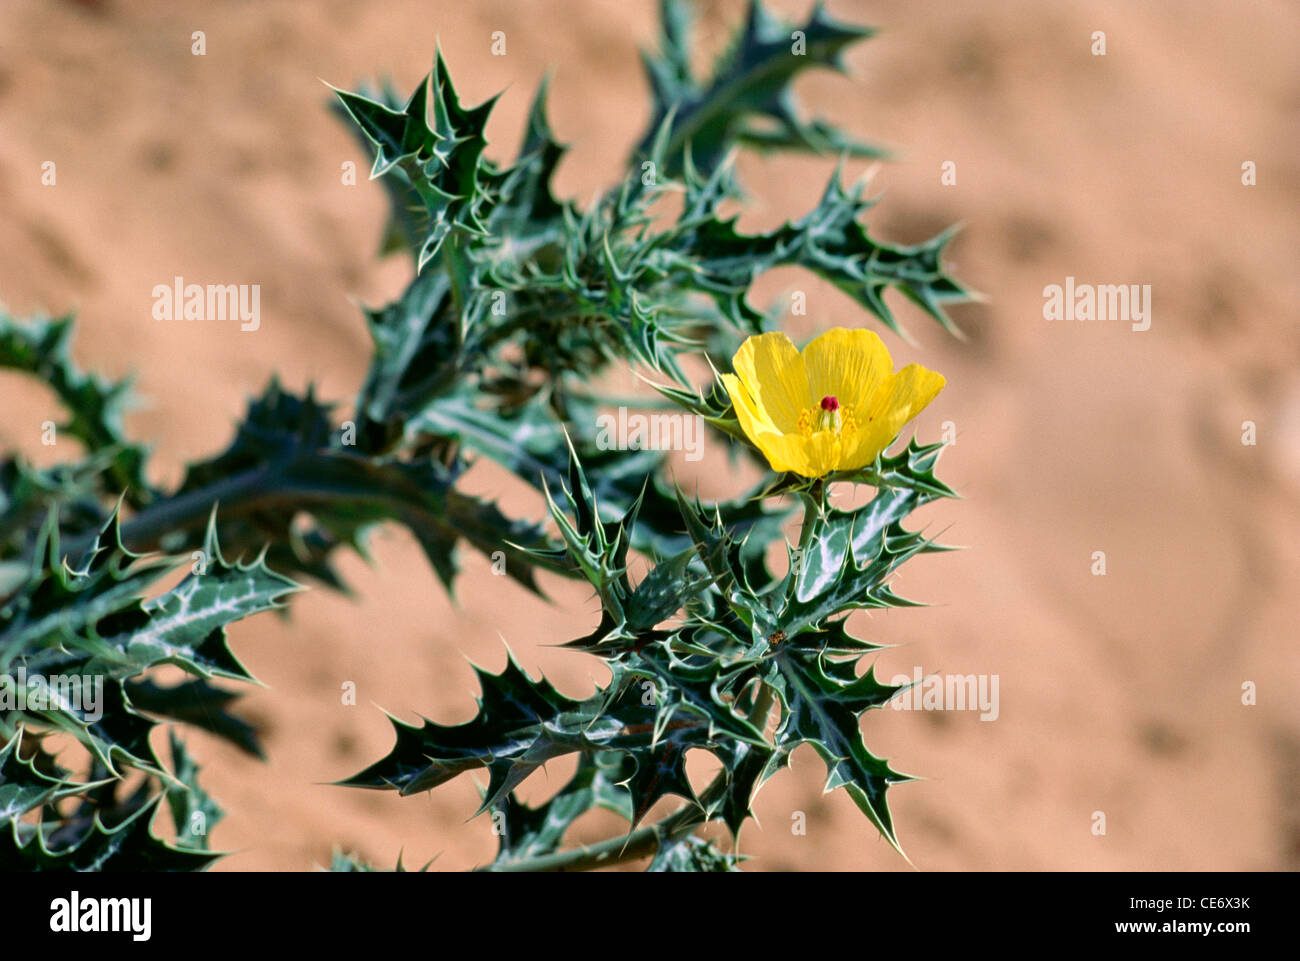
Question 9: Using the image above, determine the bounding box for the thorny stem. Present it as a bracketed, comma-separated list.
[796, 477, 828, 557]
[55, 453, 573, 578]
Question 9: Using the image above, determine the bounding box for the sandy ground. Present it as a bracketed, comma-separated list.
[1, 0, 1297, 871]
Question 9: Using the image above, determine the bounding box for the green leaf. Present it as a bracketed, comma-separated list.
[668, 165, 975, 335]
[339, 653, 605, 800]
[0, 457, 113, 559]
[0, 310, 153, 507]
[163, 380, 563, 595]
[0, 792, 218, 871]
[88, 516, 300, 683]
[646, 834, 744, 872]
[778, 446, 955, 640]
[342, 650, 758, 832]
[355, 268, 456, 440]
[489, 752, 631, 866]
[327, 849, 379, 872]
[2, 509, 171, 677]
[413, 391, 786, 569]
[123, 677, 263, 758]
[1, 508, 294, 777]
[164, 731, 222, 851]
[767, 650, 910, 855]
[853, 443, 957, 497]
[675, 491, 780, 638]
[635, 0, 884, 176]
[625, 546, 712, 634]
[0, 729, 109, 826]
[640, 371, 747, 443]
[531, 442, 642, 635]
[332, 49, 498, 271]
[490, 74, 570, 233]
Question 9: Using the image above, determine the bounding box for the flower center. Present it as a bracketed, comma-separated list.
[816, 395, 841, 433]
[797, 395, 856, 437]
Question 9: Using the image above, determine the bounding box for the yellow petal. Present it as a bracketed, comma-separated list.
[724, 371, 808, 473]
[722, 371, 779, 445]
[844, 363, 946, 468]
[801, 327, 892, 411]
[730, 332, 811, 432]
[754, 431, 817, 476]
[724, 327, 946, 478]
[801, 431, 843, 478]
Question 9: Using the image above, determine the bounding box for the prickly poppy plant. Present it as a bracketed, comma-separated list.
[0, 0, 973, 871]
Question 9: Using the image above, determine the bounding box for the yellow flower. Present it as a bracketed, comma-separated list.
[720, 328, 945, 478]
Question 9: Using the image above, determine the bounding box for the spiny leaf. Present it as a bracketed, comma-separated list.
[168, 379, 563, 594]
[332, 49, 499, 270]
[327, 849, 380, 872]
[164, 731, 222, 851]
[0, 309, 152, 507]
[88, 515, 300, 683]
[0, 457, 113, 560]
[766, 650, 911, 855]
[489, 73, 570, 233]
[763, 437, 957, 499]
[341, 651, 755, 832]
[123, 677, 263, 758]
[647, 834, 744, 872]
[1, 508, 293, 777]
[339, 653, 604, 800]
[0, 792, 218, 871]
[0, 729, 110, 826]
[635, 0, 884, 176]
[489, 752, 631, 866]
[355, 268, 457, 441]
[777, 443, 956, 639]
[668, 165, 975, 334]
[533, 439, 640, 619]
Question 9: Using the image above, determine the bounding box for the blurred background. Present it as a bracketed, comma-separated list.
[1, 0, 1296, 871]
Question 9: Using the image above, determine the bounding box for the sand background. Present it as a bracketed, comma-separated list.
[1, 0, 1297, 871]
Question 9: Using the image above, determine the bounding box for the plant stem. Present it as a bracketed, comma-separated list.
[55, 452, 570, 581]
[477, 810, 692, 873]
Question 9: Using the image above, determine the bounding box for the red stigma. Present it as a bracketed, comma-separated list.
[820, 395, 840, 412]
